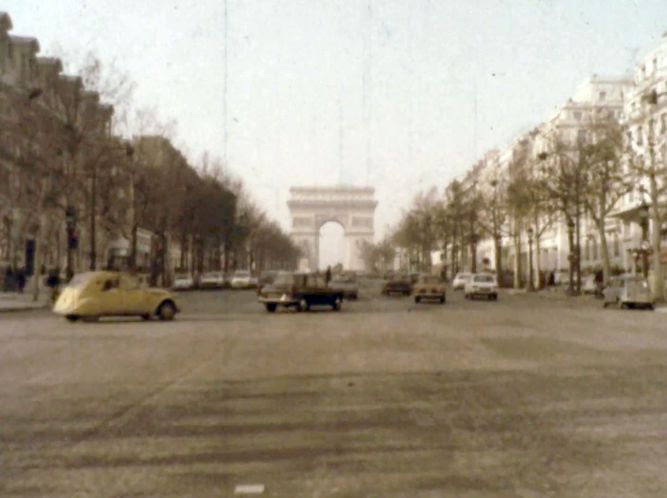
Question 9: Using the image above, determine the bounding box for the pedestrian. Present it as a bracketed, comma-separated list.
[594, 268, 604, 296]
[325, 265, 332, 284]
[3, 267, 13, 292]
[16, 267, 26, 294]
[46, 268, 61, 303]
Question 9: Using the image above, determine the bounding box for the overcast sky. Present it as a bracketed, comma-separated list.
[1, 1, 667, 250]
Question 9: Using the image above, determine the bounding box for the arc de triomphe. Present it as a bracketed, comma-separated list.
[287, 186, 377, 271]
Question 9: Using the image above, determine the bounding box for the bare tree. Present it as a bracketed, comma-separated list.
[580, 115, 631, 285]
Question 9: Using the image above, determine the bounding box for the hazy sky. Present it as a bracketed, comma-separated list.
[2, 1, 667, 249]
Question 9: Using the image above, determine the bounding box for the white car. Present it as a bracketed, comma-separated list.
[452, 272, 472, 290]
[464, 273, 499, 300]
[199, 271, 225, 289]
[231, 270, 255, 289]
[172, 273, 194, 291]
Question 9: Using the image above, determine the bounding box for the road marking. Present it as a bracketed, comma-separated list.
[234, 484, 265, 494]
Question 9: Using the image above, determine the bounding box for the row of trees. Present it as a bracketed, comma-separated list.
[1, 51, 299, 295]
[390, 109, 666, 295]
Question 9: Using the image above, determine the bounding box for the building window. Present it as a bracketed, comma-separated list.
[614, 234, 620, 257]
[592, 238, 598, 260]
[599, 91, 607, 101]
[573, 111, 582, 120]
[662, 113, 667, 134]
[577, 129, 587, 142]
[636, 126, 643, 145]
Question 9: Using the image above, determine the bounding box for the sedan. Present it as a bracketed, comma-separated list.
[231, 270, 254, 289]
[413, 275, 446, 304]
[452, 272, 472, 290]
[172, 273, 194, 291]
[464, 273, 499, 300]
[382, 276, 412, 296]
[328, 274, 359, 300]
[199, 271, 225, 289]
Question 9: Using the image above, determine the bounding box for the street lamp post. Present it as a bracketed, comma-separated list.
[527, 227, 535, 291]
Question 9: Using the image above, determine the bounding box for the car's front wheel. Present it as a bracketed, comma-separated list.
[440, 295, 445, 304]
[265, 303, 277, 313]
[158, 301, 176, 321]
[415, 296, 421, 303]
[65, 314, 79, 322]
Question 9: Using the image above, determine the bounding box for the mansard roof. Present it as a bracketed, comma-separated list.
[9, 34, 40, 52]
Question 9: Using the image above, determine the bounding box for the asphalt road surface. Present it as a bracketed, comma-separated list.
[1, 282, 667, 497]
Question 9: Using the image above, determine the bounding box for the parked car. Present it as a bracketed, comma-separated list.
[413, 275, 446, 304]
[382, 275, 412, 296]
[258, 272, 344, 312]
[199, 271, 225, 289]
[554, 270, 570, 287]
[603, 274, 654, 310]
[172, 273, 195, 291]
[231, 270, 255, 289]
[257, 270, 280, 295]
[464, 273, 499, 300]
[582, 274, 598, 295]
[328, 273, 359, 300]
[53, 271, 180, 322]
[452, 272, 472, 290]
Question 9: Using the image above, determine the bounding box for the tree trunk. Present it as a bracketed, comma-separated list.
[513, 233, 521, 289]
[494, 236, 502, 285]
[597, 219, 611, 285]
[534, 236, 542, 290]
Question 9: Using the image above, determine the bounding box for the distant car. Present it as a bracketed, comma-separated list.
[199, 271, 225, 289]
[452, 272, 472, 290]
[257, 270, 280, 295]
[582, 274, 598, 295]
[172, 273, 195, 291]
[464, 273, 499, 300]
[328, 273, 359, 300]
[54, 271, 180, 322]
[231, 270, 254, 289]
[554, 270, 570, 287]
[603, 274, 654, 310]
[258, 272, 344, 312]
[413, 275, 446, 304]
[382, 275, 412, 296]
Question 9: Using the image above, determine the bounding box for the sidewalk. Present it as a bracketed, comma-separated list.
[0, 292, 50, 312]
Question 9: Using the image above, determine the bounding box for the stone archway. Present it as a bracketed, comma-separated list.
[287, 186, 377, 271]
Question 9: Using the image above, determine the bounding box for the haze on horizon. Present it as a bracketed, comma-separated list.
[1, 0, 666, 238]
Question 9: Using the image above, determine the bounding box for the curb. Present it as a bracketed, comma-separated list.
[0, 304, 50, 313]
